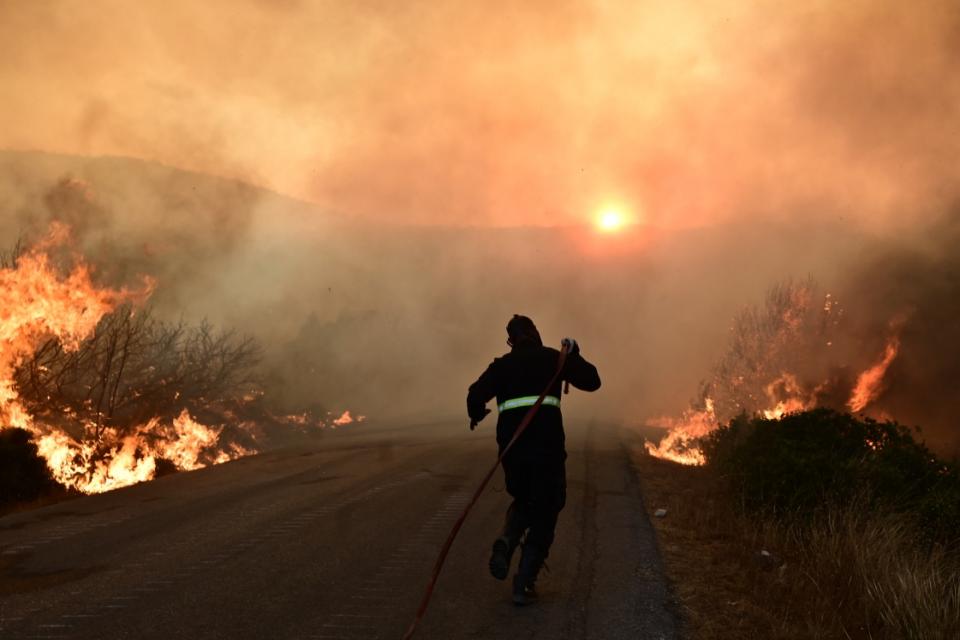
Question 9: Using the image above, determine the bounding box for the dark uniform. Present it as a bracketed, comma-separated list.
[467, 316, 600, 604]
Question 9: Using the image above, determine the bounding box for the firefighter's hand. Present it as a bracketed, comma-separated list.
[469, 408, 491, 430]
[561, 337, 580, 356]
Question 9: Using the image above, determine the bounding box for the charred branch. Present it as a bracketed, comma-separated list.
[14, 304, 262, 432]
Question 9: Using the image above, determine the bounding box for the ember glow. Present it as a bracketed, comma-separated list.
[331, 410, 361, 427]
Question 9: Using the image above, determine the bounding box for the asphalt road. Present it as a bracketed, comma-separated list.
[0, 420, 678, 640]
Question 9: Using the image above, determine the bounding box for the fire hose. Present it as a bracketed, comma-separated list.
[401, 343, 570, 640]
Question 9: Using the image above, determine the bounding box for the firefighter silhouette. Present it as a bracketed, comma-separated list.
[467, 315, 601, 605]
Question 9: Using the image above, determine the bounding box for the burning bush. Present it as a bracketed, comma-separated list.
[646, 279, 905, 464]
[708, 280, 845, 420]
[0, 222, 363, 498]
[0, 225, 266, 495]
[15, 304, 261, 432]
[0, 427, 66, 509]
[10, 303, 267, 493]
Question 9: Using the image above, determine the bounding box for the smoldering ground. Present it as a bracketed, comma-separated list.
[1, 2, 959, 453]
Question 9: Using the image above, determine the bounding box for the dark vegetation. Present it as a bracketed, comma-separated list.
[704, 409, 960, 545]
[0, 428, 71, 513]
[15, 304, 262, 433]
[639, 275, 960, 638]
[638, 410, 960, 640]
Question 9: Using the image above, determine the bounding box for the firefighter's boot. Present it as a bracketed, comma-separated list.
[489, 504, 524, 580]
[512, 544, 545, 606]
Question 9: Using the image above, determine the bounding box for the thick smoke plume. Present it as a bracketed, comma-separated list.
[1, 1, 959, 229]
[837, 214, 960, 453]
[1, 2, 959, 459]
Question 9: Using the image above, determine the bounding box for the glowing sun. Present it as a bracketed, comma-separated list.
[594, 206, 631, 233]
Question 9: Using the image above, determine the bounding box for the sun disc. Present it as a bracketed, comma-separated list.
[596, 208, 628, 233]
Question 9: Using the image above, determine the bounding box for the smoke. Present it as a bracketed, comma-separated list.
[1, 3, 959, 454]
[836, 212, 960, 453]
[1, 1, 959, 228]
[0, 151, 261, 311]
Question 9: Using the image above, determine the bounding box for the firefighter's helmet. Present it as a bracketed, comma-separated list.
[506, 314, 542, 348]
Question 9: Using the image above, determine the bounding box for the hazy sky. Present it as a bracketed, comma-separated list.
[2, 0, 959, 228]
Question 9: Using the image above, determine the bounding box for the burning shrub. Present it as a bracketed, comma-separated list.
[707, 279, 845, 421]
[8, 304, 269, 493]
[0, 225, 270, 495]
[0, 427, 66, 508]
[703, 408, 960, 544]
[1, 215, 362, 500]
[647, 279, 905, 465]
[15, 304, 262, 431]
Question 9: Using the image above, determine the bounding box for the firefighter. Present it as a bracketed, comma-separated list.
[467, 314, 601, 605]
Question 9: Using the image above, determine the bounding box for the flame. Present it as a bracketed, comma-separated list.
[0, 226, 258, 494]
[645, 380, 814, 465]
[156, 409, 223, 471]
[213, 441, 258, 465]
[644, 285, 905, 466]
[31, 411, 238, 494]
[644, 399, 717, 465]
[848, 334, 901, 413]
[35, 428, 157, 494]
[274, 409, 365, 430]
[646, 343, 899, 466]
[762, 373, 819, 420]
[0, 224, 126, 431]
[331, 410, 359, 427]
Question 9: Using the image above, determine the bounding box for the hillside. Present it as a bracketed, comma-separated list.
[3, 150, 937, 441]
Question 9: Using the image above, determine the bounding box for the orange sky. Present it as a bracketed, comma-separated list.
[1, 0, 958, 228]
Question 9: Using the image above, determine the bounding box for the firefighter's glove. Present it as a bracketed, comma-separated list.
[561, 337, 580, 356]
[470, 408, 491, 431]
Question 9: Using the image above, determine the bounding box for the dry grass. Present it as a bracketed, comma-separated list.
[627, 439, 960, 640]
[832, 512, 960, 640]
